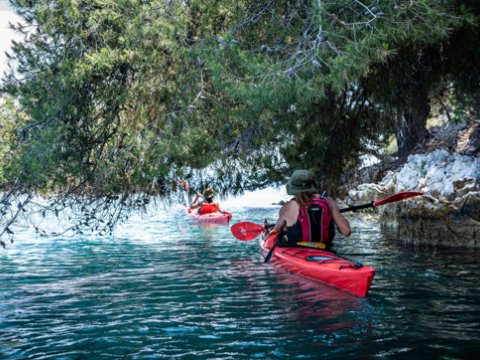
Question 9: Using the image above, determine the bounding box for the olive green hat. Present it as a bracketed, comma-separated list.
[286, 170, 318, 195]
[204, 187, 215, 198]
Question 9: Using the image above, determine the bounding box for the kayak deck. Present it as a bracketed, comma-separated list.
[261, 233, 375, 297]
[186, 208, 233, 224]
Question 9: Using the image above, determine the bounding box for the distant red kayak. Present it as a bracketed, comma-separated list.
[261, 232, 375, 297]
[186, 208, 233, 224]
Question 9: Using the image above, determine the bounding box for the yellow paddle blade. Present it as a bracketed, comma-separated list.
[297, 242, 326, 249]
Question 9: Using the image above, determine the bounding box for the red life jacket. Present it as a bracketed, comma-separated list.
[298, 197, 334, 244]
[199, 202, 220, 214]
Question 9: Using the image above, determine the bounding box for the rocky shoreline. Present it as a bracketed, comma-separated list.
[345, 119, 480, 247]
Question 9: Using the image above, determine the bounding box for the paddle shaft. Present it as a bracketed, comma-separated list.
[339, 202, 374, 213]
[264, 243, 277, 263]
[339, 192, 422, 213]
[177, 179, 205, 200]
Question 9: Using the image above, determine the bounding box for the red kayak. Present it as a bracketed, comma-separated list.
[186, 208, 233, 224]
[261, 232, 375, 297]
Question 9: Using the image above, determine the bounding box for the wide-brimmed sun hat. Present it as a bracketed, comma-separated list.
[204, 187, 215, 198]
[286, 170, 318, 195]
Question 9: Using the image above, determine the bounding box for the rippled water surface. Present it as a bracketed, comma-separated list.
[1, 206, 479, 359]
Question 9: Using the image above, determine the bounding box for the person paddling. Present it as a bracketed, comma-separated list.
[273, 170, 351, 247]
[190, 188, 221, 215]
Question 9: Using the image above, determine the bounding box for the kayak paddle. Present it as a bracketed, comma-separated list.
[339, 191, 423, 213]
[231, 191, 422, 241]
[176, 179, 205, 200]
[264, 243, 277, 263]
[230, 221, 265, 241]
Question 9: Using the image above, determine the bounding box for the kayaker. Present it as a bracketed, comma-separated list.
[273, 170, 351, 246]
[190, 188, 221, 214]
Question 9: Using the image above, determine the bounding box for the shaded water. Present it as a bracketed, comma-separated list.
[1, 206, 479, 359]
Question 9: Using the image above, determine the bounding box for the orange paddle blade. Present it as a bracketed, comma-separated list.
[176, 179, 190, 190]
[373, 191, 423, 206]
[340, 191, 423, 213]
[230, 221, 265, 241]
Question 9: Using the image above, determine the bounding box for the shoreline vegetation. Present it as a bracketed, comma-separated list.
[1, 1, 480, 247]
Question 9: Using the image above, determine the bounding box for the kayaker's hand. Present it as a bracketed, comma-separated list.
[326, 196, 340, 210]
[269, 229, 277, 236]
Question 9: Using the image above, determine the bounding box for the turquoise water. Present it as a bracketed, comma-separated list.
[1, 206, 479, 359]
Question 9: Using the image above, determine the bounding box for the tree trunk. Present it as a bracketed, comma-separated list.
[396, 83, 430, 160]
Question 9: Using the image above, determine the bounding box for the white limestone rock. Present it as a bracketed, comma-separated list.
[395, 149, 480, 198]
[347, 149, 480, 247]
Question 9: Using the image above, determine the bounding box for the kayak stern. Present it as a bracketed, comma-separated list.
[261, 233, 376, 297]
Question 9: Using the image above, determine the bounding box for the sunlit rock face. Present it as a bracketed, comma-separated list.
[395, 149, 479, 199]
[347, 149, 480, 247]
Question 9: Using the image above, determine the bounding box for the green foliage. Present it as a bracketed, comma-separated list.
[202, 0, 480, 184]
[1, 0, 480, 238]
[0, 97, 23, 185]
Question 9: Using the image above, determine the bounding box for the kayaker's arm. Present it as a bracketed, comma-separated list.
[274, 219, 285, 234]
[274, 200, 295, 233]
[327, 196, 351, 237]
[190, 194, 202, 209]
[274, 206, 286, 234]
